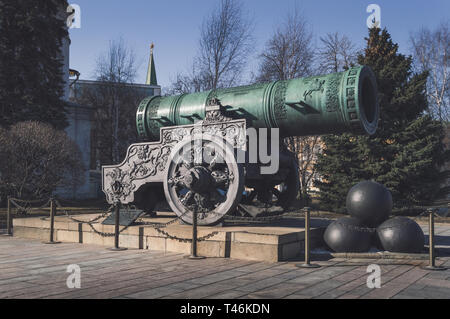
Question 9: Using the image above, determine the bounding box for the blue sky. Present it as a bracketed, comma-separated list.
[68, 0, 449, 91]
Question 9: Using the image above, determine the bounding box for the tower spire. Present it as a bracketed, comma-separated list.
[146, 43, 158, 86]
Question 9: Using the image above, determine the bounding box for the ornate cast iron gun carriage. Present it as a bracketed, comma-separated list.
[102, 66, 379, 225]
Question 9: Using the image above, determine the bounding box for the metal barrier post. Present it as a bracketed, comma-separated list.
[297, 207, 320, 268]
[5, 196, 12, 236]
[44, 198, 61, 244]
[423, 208, 446, 271]
[108, 202, 127, 251]
[188, 210, 205, 260]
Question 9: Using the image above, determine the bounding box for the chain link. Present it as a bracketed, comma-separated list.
[393, 201, 449, 213]
[52, 200, 121, 237]
[54, 199, 113, 224]
[9, 198, 52, 215]
[153, 227, 191, 243]
[135, 208, 191, 229]
[8, 195, 448, 243]
[153, 227, 219, 243]
[137, 209, 221, 242]
[86, 221, 133, 238]
[9, 197, 50, 204]
[197, 231, 220, 242]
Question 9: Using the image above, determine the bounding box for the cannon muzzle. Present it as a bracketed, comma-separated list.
[137, 65, 379, 140]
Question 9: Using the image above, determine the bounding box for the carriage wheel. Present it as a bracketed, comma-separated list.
[163, 136, 244, 225]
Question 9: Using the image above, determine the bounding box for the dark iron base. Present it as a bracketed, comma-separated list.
[296, 263, 321, 269]
[107, 247, 128, 251]
[422, 265, 447, 271]
[185, 255, 206, 260]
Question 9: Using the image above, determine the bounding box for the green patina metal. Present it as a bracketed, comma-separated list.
[146, 43, 158, 86]
[137, 65, 379, 141]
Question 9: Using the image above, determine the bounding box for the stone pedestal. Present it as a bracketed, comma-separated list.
[12, 213, 326, 263]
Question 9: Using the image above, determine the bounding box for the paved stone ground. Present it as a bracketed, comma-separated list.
[0, 224, 449, 299]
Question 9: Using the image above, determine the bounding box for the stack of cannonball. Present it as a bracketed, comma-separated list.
[324, 181, 425, 253]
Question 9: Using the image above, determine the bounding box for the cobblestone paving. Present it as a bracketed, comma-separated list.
[0, 224, 449, 299]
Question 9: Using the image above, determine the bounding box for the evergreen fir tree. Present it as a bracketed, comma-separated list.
[315, 28, 449, 213]
[0, 0, 69, 129]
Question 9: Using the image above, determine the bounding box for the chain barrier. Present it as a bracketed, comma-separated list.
[5, 194, 290, 242]
[137, 209, 220, 243]
[86, 220, 134, 238]
[9, 198, 52, 215]
[54, 199, 112, 224]
[55, 201, 135, 238]
[328, 201, 449, 233]
[197, 231, 220, 242]
[99, 200, 448, 239]
[50, 197, 193, 240]
[9, 197, 50, 204]
[154, 227, 191, 243]
[419, 210, 441, 218]
[135, 208, 191, 229]
[153, 226, 219, 243]
[53, 201, 201, 240]
[416, 203, 449, 217]
[393, 201, 449, 215]
[8, 199, 30, 214]
[222, 200, 448, 232]
[55, 197, 110, 210]
[5, 195, 448, 245]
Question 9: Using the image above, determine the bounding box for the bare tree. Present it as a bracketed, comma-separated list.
[285, 135, 322, 202]
[256, 9, 314, 82]
[167, 73, 195, 95]
[198, 0, 253, 89]
[0, 122, 84, 200]
[76, 83, 145, 167]
[85, 38, 141, 164]
[411, 22, 449, 122]
[318, 32, 358, 74]
[166, 65, 210, 95]
[95, 38, 137, 84]
[168, 0, 253, 94]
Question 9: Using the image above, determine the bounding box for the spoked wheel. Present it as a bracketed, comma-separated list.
[163, 135, 244, 225]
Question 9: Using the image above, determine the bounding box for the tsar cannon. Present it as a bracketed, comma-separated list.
[102, 66, 379, 225]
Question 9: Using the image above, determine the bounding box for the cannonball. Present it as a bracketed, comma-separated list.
[324, 217, 372, 253]
[376, 217, 425, 253]
[346, 181, 392, 227]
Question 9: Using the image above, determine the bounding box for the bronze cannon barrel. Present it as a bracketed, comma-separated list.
[136, 65, 379, 140]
